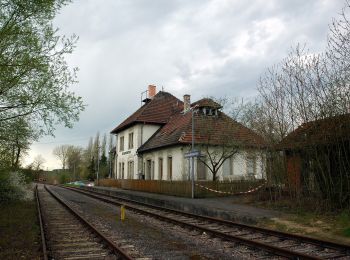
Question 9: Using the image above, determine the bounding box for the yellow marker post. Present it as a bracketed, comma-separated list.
[120, 205, 125, 221]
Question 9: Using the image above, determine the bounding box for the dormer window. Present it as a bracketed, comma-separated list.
[202, 107, 207, 115]
[193, 98, 222, 117]
[201, 107, 218, 116]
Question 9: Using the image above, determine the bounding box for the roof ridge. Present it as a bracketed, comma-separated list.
[111, 91, 183, 134]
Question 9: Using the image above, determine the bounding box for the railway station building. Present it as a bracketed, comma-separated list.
[110, 85, 267, 181]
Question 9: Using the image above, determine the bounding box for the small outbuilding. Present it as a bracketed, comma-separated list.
[277, 113, 350, 195]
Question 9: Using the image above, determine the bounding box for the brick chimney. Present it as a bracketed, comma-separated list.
[148, 85, 156, 99]
[183, 94, 190, 113]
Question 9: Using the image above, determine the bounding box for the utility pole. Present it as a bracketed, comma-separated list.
[184, 105, 199, 199]
[96, 145, 100, 186]
[191, 108, 195, 199]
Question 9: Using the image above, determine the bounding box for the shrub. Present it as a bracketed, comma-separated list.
[59, 172, 69, 184]
[0, 170, 27, 202]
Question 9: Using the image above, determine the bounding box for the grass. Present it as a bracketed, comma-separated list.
[337, 210, 350, 238]
[0, 200, 41, 259]
[250, 198, 350, 244]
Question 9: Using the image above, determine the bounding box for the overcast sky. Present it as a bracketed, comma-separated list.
[26, 0, 345, 170]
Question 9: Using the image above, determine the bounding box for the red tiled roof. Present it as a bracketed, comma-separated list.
[138, 108, 267, 153]
[277, 113, 350, 150]
[191, 98, 222, 109]
[111, 91, 183, 134]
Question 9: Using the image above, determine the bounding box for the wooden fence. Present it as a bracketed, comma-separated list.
[97, 179, 266, 198]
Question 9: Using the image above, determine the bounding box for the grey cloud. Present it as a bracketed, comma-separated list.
[28, 0, 345, 169]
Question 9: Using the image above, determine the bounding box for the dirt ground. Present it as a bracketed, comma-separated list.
[243, 197, 350, 245]
[0, 200, 42, 259]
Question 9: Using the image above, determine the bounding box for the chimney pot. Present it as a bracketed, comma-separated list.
[183, 94, 191, 113]
[148, 85, 156, 99]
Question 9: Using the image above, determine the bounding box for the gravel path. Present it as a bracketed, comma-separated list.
[87, 186, 280, 224]
[51, 186, 282, 260]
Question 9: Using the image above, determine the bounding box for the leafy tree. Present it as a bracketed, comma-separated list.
[93, 132, 100, 163]
[87, 157, 95, 181]
[0, 118, 38, 169]
[99, 134, 108, 177]
[108, 134, 115, 177]
[0, 0, 84, 135]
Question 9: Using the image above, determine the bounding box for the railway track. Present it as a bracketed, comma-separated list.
[36, 184, 136, 260]
[61, 185, 350, 260]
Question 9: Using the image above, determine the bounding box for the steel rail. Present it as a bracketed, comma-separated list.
[35, 185, 48, 260]
[43, 185, 133, 260]
[66, 185, 350, 254]
[59, 185, 330, 259]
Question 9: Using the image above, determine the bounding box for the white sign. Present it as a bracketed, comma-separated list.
[184, 150, 200, 158]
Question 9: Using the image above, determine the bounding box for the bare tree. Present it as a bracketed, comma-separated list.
[31, 155, 46, 171]
[249, 2, 350, 209]
[66, 145, 83, 179]
[53, 145, 70, 170]
[198, 141, 239, 181]
[191, 108, 241, 181]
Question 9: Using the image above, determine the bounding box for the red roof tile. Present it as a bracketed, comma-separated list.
[111, 91, 183, 134]
[138, 107, 267, 153]
[191, 98, 222, 109]
[277, 113, 350, 150]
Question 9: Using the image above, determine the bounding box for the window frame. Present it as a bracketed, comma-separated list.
[128, 132, 134, 149]
[167, 156, 173, 180]
[246, 155, 256, 178]
[119, 136, 124, 151]
[158, 157, 163, 180]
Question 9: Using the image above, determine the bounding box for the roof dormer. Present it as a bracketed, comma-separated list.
[191, 98, 222, 116]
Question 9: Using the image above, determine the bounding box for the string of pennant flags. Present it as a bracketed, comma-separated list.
[195, 181, 266, 196]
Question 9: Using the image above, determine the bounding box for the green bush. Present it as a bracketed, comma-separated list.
[337, 210, 350, 237]
[59, 172, 69, 184]
[0, 170, 26, 202]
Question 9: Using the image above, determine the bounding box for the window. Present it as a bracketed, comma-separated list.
[128, 132, 134, 149]
[223, 157, 233, 177]
[159, 158, 163, 180]
[167, 157, 172, 180]
[121, 162, 125, 179]
[246, 156, 256, 179]
[151, 161, 155, 180]
[197, 158, 206, 180]
[146, 159, 152, 180]
[142, 162, 145, 179]
[127, 161, 134, 179]
[118, 162, 121, 179]
[119, 136, 124, 151]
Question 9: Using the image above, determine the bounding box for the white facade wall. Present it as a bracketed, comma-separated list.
[217, 150, 266, 181]
[139, 146, 266, 181]
[114, 123, 161, 179]
[140, 146, 186, 180]
[113, 124, 266, 181]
